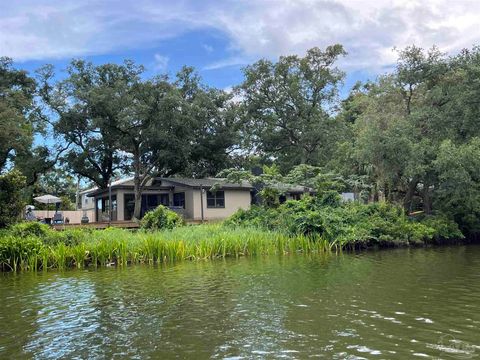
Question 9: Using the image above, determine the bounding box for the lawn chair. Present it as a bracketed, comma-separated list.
[25, 207, 36, 221]
[52, 212, 64, 224]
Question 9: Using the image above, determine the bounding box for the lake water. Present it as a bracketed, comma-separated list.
[1, 246, 479, 359]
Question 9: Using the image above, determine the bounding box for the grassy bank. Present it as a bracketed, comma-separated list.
[0, 194, 467, 272]
[0, 224, 333, 272]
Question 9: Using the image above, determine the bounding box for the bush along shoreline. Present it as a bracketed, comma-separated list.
[0, 199, 468, 272]
[226, 193, 465, 250]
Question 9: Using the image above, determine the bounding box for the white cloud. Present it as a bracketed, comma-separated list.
[1, 0, 479, 73]
[206, 0, 480, 71]
[203, 56, 250, 70]
[0, 1, 200, 61]
[153, 53, 169, 72]
[202, 44, 214, 53]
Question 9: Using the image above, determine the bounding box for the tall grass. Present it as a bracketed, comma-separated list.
[0, 225, 334, 272]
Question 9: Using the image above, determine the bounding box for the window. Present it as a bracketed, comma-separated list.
[292, 193, 302, 201]
[207, 190, 225, 208]
[96, 195, 117, 221]
[124, 194, 135, 221]
[141, 194, 169, 216]
[173, 192, 185, 208]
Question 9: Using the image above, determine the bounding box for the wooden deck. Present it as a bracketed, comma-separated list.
[52, 219, 210, 230]
[52, 221, 140, 231]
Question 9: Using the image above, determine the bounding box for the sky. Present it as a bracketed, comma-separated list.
[2, 0, 480, 96]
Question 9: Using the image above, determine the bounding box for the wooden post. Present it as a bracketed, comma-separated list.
[200, 184, 204, 224]
[75, 178, 80, 210]
[108, 178, 112, 226]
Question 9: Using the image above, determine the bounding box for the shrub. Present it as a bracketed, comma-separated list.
[8, 222, 51, 238]
[6, 222, 90, 246]
[418, 215, 464, 242]
[0, 170, 26, 228]
[141, 205, 184, 231]
[225, 206, 281, 229]
[225, 195, 465, 248]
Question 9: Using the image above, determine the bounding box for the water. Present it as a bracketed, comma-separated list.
[1, 246, 479, 359]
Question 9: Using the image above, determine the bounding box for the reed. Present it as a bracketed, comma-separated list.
[0, 224, 332, 272]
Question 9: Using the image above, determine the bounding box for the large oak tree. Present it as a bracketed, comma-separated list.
[238, 45, 347, 171]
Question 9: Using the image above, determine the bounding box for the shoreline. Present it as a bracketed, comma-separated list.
[0, 224, 474, 273]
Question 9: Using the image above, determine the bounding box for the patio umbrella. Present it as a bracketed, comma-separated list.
[34, 195, 62, 219]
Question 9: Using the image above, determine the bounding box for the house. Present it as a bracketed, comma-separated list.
[78, 178, 132, 212]
[79, 188, 96, 211]
[85, 177, 313, 222]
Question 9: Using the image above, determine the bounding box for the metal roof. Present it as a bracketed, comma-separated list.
[84, 176, 313, 196]
[158, 177, 253, 189]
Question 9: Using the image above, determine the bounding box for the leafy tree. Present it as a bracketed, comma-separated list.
[239, 45, 347, 171]
[113, 72, 189, 219]
[15, 146, 65, 187]
[0, 58, 57, 218]
[114, 66, 242, 219]
[0, 57, 38, 172]
[0, 170, 26, 227]
[38, 60, 141, 189]
[434, 138, 480, 234]
[350, 46, 448, 209]
[182, 87, 243, 177]
[345, 44, 480, 240]
[353, 76, 416, 203]
[32, 168, 78, 210]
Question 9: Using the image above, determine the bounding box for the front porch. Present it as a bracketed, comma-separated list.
[92, 187, 186, 222]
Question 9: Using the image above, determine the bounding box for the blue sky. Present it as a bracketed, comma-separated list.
[3, 0, 479, 96]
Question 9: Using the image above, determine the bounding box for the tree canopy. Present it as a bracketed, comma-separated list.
[0, 57, 38, 173]
[1, 44, 480, 236]
[238, 45, 347, 171]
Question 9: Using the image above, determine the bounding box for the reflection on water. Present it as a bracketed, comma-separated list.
[1, 246, 480, 359]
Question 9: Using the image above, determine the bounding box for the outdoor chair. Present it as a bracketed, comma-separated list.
[52, 212, 64, 224]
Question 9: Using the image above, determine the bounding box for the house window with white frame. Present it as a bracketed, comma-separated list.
[206, 190, 225, 208]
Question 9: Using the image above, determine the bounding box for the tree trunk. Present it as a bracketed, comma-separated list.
[422, 185, 432, 214]
[373, 182, 379, 202]
[133, 151, 142, 221]
[133, 177, 142, 221]
[403, 177, 418, 212]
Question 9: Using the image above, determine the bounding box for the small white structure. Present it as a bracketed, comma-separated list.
[341, 192, 356, 202]
[79, 188, 96, 211]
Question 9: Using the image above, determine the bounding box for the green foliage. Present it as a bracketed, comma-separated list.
[0, 235, 44, 272]
[226, 196, 463, 248]
[33, 168, 78, 210]
[0, 170, 26, 228]
[419, 216, 464, 242]
[239, 45, 348, 171]
[8, 222, 50, 238]
[345, 45, 480, 238]
[5, 222, 89, 247]
[38, 60, 141, 189]
[0, 225, 331, 272]
[140, 205, 184, 231]
[433, 138, 480, 234]
[0, 57, 38, 173]
[225, 206, 282, 229]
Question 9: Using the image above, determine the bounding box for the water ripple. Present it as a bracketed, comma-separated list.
[0, 246, 479, 359]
